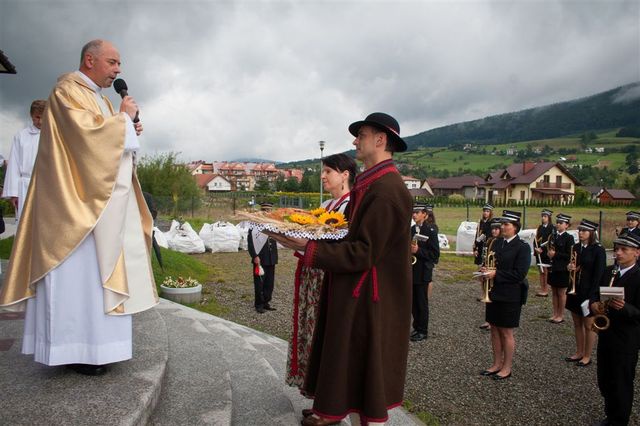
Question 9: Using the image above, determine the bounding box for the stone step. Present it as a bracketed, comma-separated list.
[196, 314, 298, 425]
[0, 307, 168, 426]
[150, 300, 233, 425]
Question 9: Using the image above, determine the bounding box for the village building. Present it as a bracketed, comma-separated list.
[430, 175, 485, 200]
[188, 161, 303, 192]
[597, 188, 636, 206]
[483, 161, 580, 204]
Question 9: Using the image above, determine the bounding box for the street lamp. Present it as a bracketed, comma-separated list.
[319, 141, 326, 204]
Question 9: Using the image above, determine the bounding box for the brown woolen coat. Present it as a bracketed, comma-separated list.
[301, 171, 413, 421]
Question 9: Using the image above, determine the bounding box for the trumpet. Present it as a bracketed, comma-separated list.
[410, 230, 429, 265]
[567, 246, 579, 295]
[479, 239, 496, 303]
[592, 264, 620, 333]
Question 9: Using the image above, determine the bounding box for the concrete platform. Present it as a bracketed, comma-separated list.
[0, 297, 421, 425]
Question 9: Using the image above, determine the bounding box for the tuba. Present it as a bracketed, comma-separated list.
[592, 264, 620, 332]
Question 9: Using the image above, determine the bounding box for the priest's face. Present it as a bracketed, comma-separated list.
[89, 42, 122, 88]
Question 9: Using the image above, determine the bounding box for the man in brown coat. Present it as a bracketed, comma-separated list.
[273, 112, 413, 425]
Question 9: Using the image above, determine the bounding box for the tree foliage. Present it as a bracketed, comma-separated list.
[136, 152, 201, 215]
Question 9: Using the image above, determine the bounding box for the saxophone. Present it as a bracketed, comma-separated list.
[592, 264, 620, 332]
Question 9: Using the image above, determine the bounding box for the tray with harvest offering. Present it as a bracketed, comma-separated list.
[237, 207, 349, 240]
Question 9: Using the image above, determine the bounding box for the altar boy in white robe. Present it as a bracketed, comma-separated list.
[2, 99, 46, 222]
[0, 39, 158, 376]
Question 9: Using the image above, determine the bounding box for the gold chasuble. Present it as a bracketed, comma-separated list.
[0, 72, 158, 314]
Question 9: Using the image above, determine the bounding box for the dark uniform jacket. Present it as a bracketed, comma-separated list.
[535, 223, 554, 263]
[550, 231, 574, 272]
[620, 227, 640, 238]
[572, 243, 606, 302]
[490, 235, 531, 303]
[595, 264, 640, 353]
[247, 230, 278, 266]
[473, 218, 492, 265]
[411, 222, 440, 285]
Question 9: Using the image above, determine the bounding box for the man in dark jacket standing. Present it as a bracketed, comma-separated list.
[591, 232, 640, 426]
[270, 112, 413, 425]
[247, 203, 278, 314]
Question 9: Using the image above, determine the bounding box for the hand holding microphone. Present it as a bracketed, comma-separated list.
[113, 78, 140, 123]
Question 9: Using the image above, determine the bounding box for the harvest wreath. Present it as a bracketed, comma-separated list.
[237, 207, 348, 240]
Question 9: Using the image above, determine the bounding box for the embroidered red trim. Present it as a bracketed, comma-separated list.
[310, 400, 403, 423]
[352, 266, 379, 302]
[303, 240, 318, 267]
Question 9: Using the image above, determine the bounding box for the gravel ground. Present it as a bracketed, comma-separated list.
[195, 249, 639, 426]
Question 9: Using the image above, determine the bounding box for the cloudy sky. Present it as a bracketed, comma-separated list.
[0, 0, 638, 163]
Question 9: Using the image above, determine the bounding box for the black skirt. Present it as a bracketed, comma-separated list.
[548, 270, 570, 288]
[565, 293, 592, 317]
[486, 301, 522, 328]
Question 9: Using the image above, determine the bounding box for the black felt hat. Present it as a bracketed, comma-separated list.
[348, 112, 407, 152]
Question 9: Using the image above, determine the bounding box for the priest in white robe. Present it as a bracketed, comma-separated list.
[0, 39, 158, 375]
[2, 100, 46, 222]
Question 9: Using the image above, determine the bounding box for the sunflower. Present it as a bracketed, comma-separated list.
[317, 211, 348, 228]
[310, 207, 327, 217]
[287, 213, 318, 225]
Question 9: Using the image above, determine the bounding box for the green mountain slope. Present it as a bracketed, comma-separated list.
[404, 82, 640, 148]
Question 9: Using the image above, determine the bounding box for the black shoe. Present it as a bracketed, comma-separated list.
[410, 333, 427, 342]
[493, 372, 512, 380]
[480, 369, 499, 376]
[68, 364, 108, 376]
[256, 307, 266, 314]
[264, 305, 277, 311]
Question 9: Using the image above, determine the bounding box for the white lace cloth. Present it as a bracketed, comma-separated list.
[246, 221, 348, 240]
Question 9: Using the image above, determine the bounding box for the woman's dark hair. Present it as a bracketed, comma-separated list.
[322, 153, 357, 189]
[426, 211, 436, 225]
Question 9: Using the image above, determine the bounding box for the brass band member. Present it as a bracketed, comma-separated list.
[479, 218, 502, 330]
[565, 219, 605, 366]
[590, 232, 640, 426]
[473, 203, 494, 266]
[410, 203, 440, 342]
[547, 213, 573, 324]
[534, 209, 554, 297]
[478, 210, 531, 380]
[615, 210, 640, 238]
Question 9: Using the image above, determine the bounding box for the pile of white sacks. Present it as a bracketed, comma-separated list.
[154, 220, 250, 254]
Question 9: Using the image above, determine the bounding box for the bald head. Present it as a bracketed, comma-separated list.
[79, 39, 121, 88]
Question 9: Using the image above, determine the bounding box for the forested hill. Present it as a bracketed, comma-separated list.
[404, 82, 640, 149]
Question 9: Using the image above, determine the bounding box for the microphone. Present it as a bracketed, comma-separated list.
[113, 78, 140, 123]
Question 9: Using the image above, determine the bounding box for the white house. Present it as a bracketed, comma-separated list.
[206, 175, 232, 192]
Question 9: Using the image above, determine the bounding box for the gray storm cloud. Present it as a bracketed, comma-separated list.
[0, 0, 638, 162]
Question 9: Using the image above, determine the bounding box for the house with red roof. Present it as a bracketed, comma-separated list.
[483, 161, 580, 204]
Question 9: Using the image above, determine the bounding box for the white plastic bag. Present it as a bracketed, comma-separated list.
[154, 226, 168, 249]
[438, 234, 450, 250]
[456, 221, 478, 255]
[199, 221, 241, 253]
[236, 221, 250, 251]
[168, 221, 206, 254]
